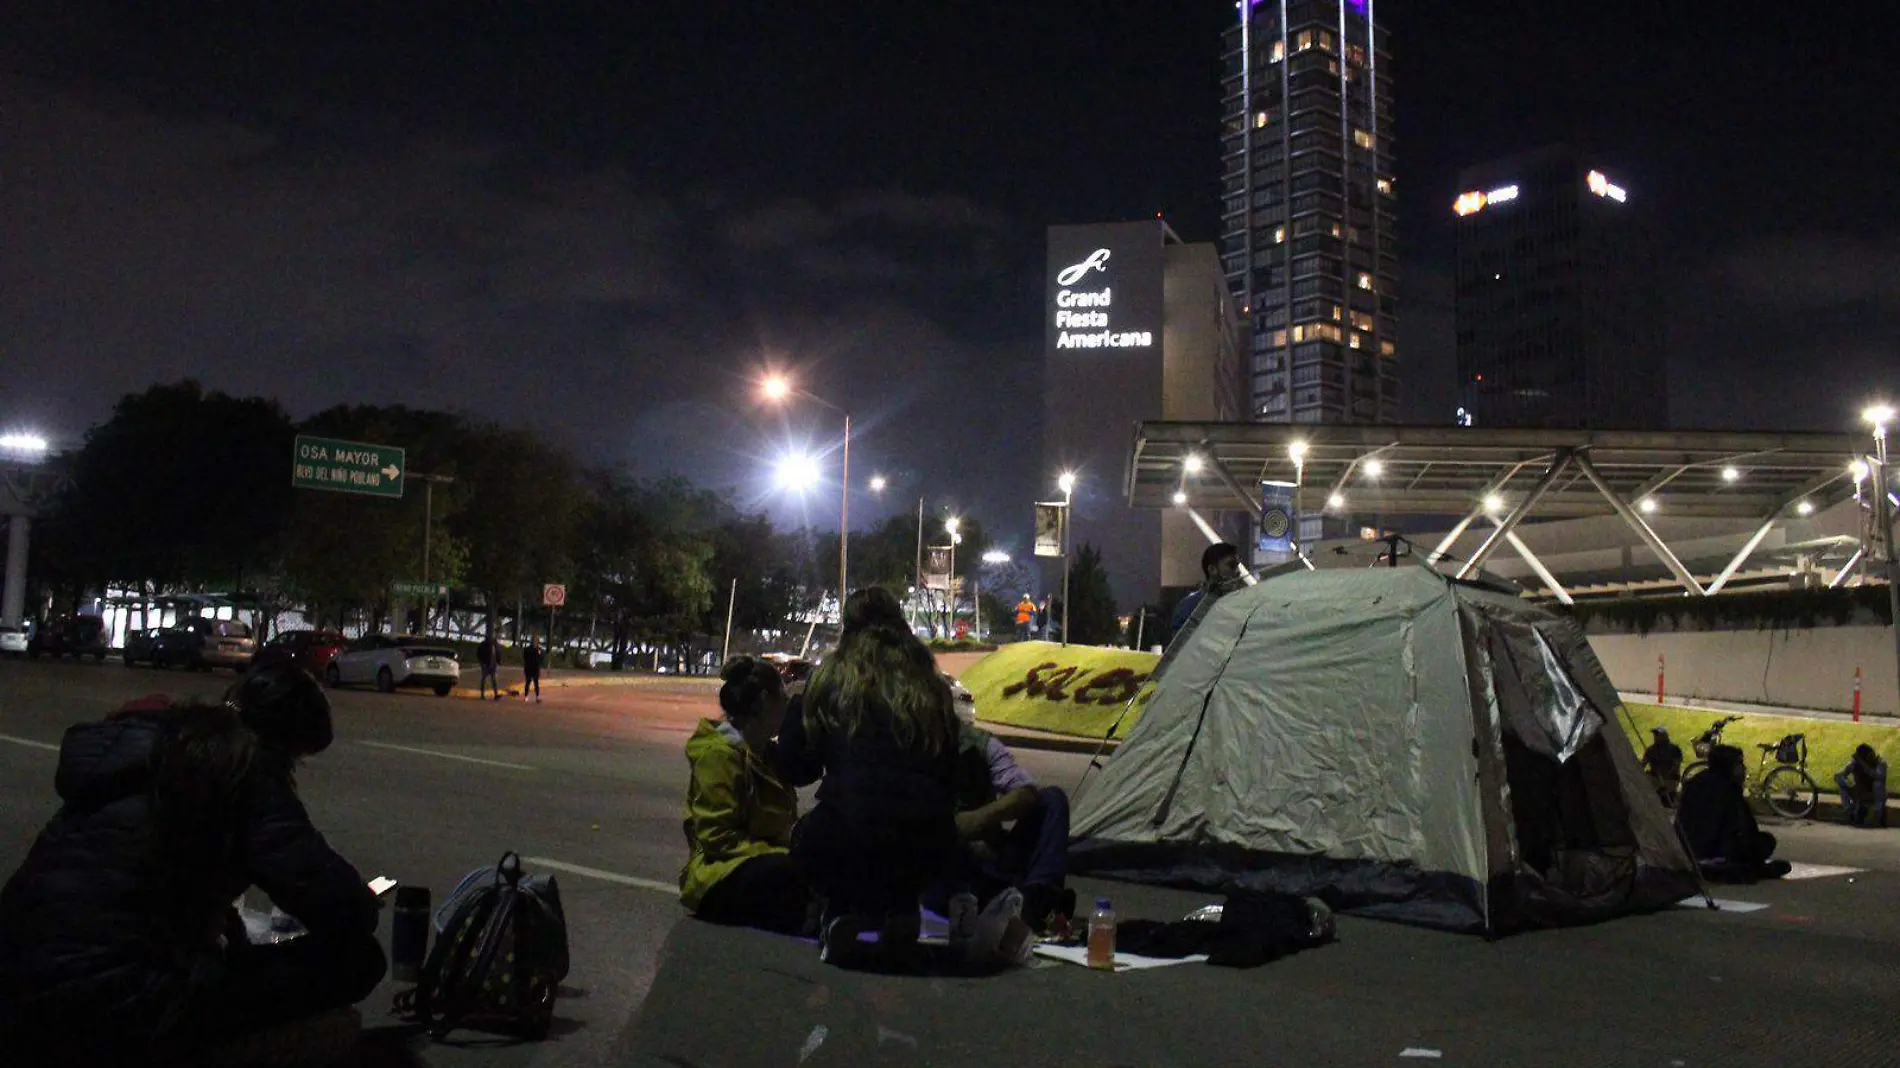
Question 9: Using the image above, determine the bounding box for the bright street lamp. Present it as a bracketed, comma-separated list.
[869, 475, 888, 493]
[1172, 490, 1188, 506]
[1721, 466, 1741, 483]
[1287, 440, 1308, 463]
[1362, 459, 1384, 478]
[1851, 459, 1871, 483]
[1327, 492, 1346, 509]
[1638, 497, 1658, 514]
[1863, 403, 1896, 434]
[1795, 499, 1815, 516]
[0, 433, 49, 455]
[1482, 493, 1505, 514]
[775, 452, 821, 492]
[1183, 454, 1204, 474]
[761, 373, 851, 601]
[1057, 471, 1076, 497]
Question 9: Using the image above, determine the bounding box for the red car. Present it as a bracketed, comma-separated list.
[250, 629, 348, 676]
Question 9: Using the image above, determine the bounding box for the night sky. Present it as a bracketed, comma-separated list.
[4, 1, 1896, 563]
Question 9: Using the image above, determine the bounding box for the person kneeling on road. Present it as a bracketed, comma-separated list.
[1675, 744, 1791, 881]
[935, 722, 1073, 939]
[1836, 744, 1888, 828]
[0, 665, 386, 1067]
[678, 656, 811, 935]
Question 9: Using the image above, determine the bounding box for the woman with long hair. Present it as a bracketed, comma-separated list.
[779, 586, 963, 967]
[0, 665, 385, 1065]
[679, 655, 810, 934]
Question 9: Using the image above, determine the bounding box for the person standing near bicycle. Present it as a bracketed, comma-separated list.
[1836, 744, 1888, 828]
[1676, 745, 1791, 881]
[1642, 727, 1683, 806]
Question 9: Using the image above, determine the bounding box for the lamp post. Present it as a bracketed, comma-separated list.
[413, 472, 455, 636]
[763, 374, 851, 607]
[978, 550, 1010, 640]
[944, 517, 961, 637]
[1058, 471, 1076, 646]
[1866, 404, 1900, 711]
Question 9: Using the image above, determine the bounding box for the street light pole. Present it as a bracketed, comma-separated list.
[839, 410, 850, 604]
[1058, 472, 1076, 647]
[915, 496, 925, 631]
[1867, 406, 1900, 713]
[414, 472, 455, 635]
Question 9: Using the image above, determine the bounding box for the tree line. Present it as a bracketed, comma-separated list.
[30, 381, 1128, 663]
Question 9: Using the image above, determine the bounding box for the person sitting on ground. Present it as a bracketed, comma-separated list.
[776, 587, 962, 969]
[1836, 744, 1888, 828]
[939, 721, 1074, 935]
[1675, 744, 1792, 881]
[0, 665, 386, 1067]
[679, 656, 810, 935]
[1171, 541, 1244, 637]
[1642, 726, 1684, 806]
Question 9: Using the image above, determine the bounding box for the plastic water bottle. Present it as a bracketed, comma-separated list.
[1087, 897, 1116, 970]
[391, 886, 432, 983]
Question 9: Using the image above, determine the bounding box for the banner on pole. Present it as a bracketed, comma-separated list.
[1258, 481, 1297, 554]
[924, 546, 954, 590]
[1034, 503, 1066, 558]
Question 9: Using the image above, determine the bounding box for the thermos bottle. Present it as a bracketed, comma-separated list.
[391, 886, 431, 983]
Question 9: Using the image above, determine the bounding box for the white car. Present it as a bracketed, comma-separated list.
[325, 634, 459, 696]
[0, 624, 26, 657]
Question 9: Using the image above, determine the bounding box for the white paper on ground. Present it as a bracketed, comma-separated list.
[1674, 896, 1770, 913]
[1399, 1049, 1443, 1060]
[367, 876, 398, 896]
[1030, 942, 1208, 971]
[1783, 862, 1865, 880]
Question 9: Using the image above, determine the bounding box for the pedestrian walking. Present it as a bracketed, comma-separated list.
[477, 633, 502, 701]
[522, 640, 543, 703]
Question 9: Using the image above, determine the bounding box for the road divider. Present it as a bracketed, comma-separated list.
[524, 856, 678, 895]
[0, 733, 58, 752]
[357, 739, 536, 771]
[960, 641, 1160, 739]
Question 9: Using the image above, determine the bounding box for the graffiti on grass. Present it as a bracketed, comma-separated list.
[1001, 662, 1152, 707]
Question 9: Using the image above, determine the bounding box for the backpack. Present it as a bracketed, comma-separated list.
[394, 852, 569, 1040]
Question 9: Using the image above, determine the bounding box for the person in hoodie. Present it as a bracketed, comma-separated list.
[775, 586, 962, 968]
[678, 655, 809, 935]
[0, 664, 385, 1066]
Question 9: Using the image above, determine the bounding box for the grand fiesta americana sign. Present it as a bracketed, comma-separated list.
[1052, 248, 1155, 350]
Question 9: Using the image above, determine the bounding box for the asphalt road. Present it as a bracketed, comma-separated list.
[3, 655, 1897, 1067]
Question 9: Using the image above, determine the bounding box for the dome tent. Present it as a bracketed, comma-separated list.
[1069, 567, 1701, 934]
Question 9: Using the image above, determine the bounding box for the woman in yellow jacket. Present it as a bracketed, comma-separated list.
[679, 656, 810, 934]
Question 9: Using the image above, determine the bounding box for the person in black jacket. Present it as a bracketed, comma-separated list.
[776, 587, 961, 969]
[1675, 744, 1791, 881]
[0, 664, 385, 1065]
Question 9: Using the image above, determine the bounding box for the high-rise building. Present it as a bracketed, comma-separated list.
[1220, 1, 1398, 432]
[1453, 145, 1666, 429]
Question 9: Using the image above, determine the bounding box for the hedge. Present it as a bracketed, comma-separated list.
[1566, 585, 1891, 636]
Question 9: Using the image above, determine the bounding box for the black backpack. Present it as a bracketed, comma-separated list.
[395, 852, 569, 1040]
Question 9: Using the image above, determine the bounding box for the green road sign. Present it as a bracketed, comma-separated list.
[392, 581, 449, 597]
[293, 435, 405, 498]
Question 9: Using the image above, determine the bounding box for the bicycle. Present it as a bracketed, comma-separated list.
[1679, 714, 1820, 820]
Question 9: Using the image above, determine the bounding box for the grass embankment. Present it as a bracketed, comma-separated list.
[960, 642, 1161, 739]
[1615, 702, 1897, 782]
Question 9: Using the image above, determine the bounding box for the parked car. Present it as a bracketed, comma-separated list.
[122, 618, 257, 671]
[327, 634, 459, 696]
[27, 616, 108, 661]
[0, 623, 27, 657]
[251, 628, 348, 675]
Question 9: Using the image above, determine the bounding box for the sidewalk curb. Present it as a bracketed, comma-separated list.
[979, 721, 1119, 756]
[447, 673, 719, 701]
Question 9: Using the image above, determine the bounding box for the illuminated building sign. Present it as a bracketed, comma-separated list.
[1452, 184, 1520, 217]
[1045, 224, 1162, 351]
[1586, 169, 1628, 203]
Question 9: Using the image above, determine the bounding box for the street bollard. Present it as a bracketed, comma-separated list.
[1853, 666, 1862, 723]
[1656, 653, 1665, 705]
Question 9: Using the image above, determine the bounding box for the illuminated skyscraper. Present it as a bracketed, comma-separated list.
[1220, 0, 1398, 433]
[1453, 145, 1666, 429]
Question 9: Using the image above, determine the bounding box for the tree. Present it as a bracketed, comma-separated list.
[448, 422, 582, 636]
[47, 380, 295, 595]
[570, 472, 718, 667]
[1066, 542, 1120, 646]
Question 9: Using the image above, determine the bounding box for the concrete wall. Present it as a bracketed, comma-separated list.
[1590, 625, 1898, 718]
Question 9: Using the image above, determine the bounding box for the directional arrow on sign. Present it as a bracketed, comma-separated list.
[382, 465, 401, 479]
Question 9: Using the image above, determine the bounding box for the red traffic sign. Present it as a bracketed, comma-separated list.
[542, 583, 567, 608]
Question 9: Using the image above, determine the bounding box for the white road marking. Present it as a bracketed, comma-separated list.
[0, 733, 58, 752]
[524, 856, 677, 895]
[356, 740, 535, 771]
[1784, 862, 1865, 880]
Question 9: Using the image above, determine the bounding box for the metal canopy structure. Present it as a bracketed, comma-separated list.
[1128, 421, 1875, 598]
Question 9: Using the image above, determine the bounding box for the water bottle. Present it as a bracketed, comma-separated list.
[391, 886, 431, 983]
[1086, 897, 1116, 970]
